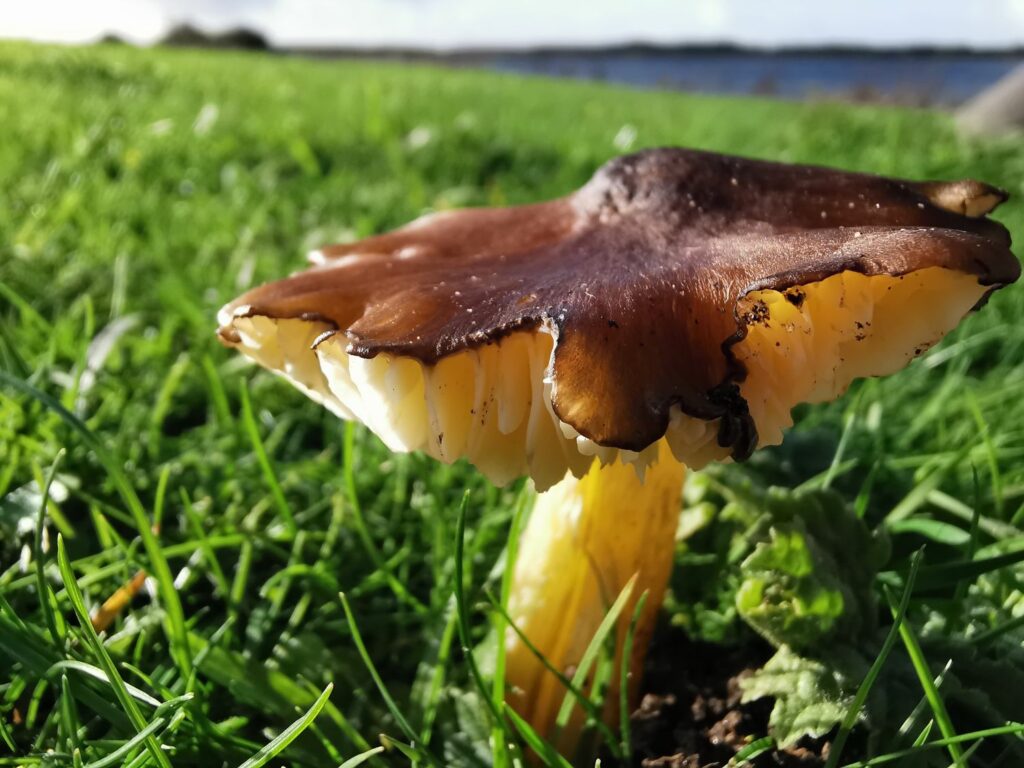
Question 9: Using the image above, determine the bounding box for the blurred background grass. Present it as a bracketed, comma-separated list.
[1, 40, 1024, 766]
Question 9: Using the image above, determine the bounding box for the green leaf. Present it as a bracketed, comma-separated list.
[736, 487, 887, 650]
[740, 645, 868, 748]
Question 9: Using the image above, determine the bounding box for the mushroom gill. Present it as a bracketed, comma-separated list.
[220, 262, 996, 492]
[733, 265, 989, 449]
[224, 313, 721, 490]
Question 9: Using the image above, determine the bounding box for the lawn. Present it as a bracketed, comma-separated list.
[1, 41, 1023, 767]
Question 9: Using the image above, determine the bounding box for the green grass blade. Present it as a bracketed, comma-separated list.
[885, 444, 974, 525]
[415, 598, 459, 746]
[824, 549, 924, 768]
[912, 720, 934, 746]
[926, 490, 1020, 540]
[619, 591, 648, 760]
[201, 354, 234, 427]
[152, 463, 171, 534]
[180, 488, 232, 599]
[379, 734, 425, 761]
[341, 422, 427, 614]
[490, 488, 530, 765]
[910, 548, 1024, 591]
[0, 279, 50, 331]
[57, 673, 81, 755]
[238, 382, 296, 536]
[965, 391, 1003, 517]
[149, 353, 191, 449]
[971, 613, 1024, 646]
[44, 661, 161, 708]
[453, 492, 504, 720]
[338, 746, 386, 767]
[823, 397, 861, 490]
[82, 716, 167, 768]
[838, 723, 1024, 768]
[883, 584, 964, 767]
[483, 591, 618, 748]
[235, 683, 333, 768]
[554, 575, 636, 732]
[0, 613, 134, 729]
[0, 371, 193, 676]
[338, 592, 438, 765]
[502, 704, 575, 768]
[0, 316, 31, 379]
[0, 710, 15, 752]
[55, 536, 172, 768]
[34, 450, 66, 645]
[731, 735, 776, 765]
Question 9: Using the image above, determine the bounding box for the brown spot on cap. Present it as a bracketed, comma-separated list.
[219, 148, 1019, 458]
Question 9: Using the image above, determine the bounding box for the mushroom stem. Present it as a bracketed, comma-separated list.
[504, 441, 686, 754]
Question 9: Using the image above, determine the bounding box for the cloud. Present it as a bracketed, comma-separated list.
[150, 0, 277, 28]
[152, 0, 276, 15]
[241, 0, 737, 48]
[0, 1, 165, 43]
[1, 0, 1021, 47]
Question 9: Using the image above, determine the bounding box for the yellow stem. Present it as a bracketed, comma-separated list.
[503, 441, 686, 755]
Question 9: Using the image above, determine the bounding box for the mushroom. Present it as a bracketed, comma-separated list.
[217, 148, 1019, 755]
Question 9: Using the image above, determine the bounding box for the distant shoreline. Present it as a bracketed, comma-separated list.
[280, 42, 1024, 61]
[92, 32, 1024, 106]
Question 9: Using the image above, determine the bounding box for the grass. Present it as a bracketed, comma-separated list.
[1, 40, 1023, 766]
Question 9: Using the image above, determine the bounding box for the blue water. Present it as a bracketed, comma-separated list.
[487, 52, 1021, 105]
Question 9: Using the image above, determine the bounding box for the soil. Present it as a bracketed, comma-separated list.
[627, 626, 832, 768]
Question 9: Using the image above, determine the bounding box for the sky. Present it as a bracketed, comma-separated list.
[3, 0, 1024, 49]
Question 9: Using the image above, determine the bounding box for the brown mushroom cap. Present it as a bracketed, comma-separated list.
[218, 148, 1019, 486]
